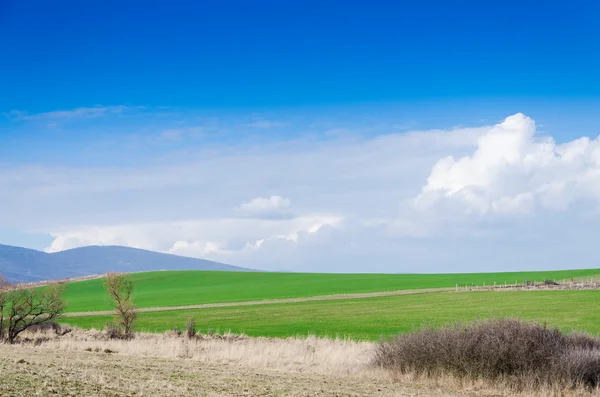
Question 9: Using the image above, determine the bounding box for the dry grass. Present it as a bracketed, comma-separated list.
[2, 324, 599, 396]
[0, 343, 482, 397]
[17, 327, 375, 377]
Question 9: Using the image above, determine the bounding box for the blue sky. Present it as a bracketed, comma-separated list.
[2, 1, 599, 110]
[1, 1, 600, 272]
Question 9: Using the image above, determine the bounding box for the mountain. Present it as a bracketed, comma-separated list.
[0, 244, 250, 282]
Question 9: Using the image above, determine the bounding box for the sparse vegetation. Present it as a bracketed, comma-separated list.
[3, 324, 600, 396]
[375, 319, 600, 390]
[103, 272, 137, 339]
[0, 328, 396, 397]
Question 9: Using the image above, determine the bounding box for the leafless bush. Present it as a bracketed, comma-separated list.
[558, 348, 600, 389]
[567, 333, 600, 351]
[186, 318, 196, 339]
[104, 322, 128, 340]
[27, 321, 71, 336]
[544, 279, 560, 286]
[29, 320, 61, 333]
[374, 319, 600, 390]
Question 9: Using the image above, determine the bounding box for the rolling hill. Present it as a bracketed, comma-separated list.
[61, 268, 600, 313]
[0, 244, 250, 282]
[58, 268, 600, 339]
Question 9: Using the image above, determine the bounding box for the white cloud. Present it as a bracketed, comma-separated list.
[158, 127, 205, 141]
[43, 215, 343, 270]
[168, 240, 224, 257]
[5, 112, 600, 272]
[415, 113, 600, 215]
[234, 196, 292, 219]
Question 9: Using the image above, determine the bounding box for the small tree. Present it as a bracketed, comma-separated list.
[103, 272, 137, 338]
[2, 281, 66, 343]
[0, 275, 10, 340]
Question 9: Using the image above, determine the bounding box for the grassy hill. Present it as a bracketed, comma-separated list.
[63, 289, 600, 340]
[62, 268, 600, 313]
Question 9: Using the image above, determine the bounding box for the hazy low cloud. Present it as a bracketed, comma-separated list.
[234, 196, 293, 219]
[3, 113, 600, 272]
[8, 105, 132, 122]
[241, 120, 286, 129]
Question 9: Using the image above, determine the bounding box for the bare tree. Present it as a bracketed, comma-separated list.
[2, 281, 66, 343]
[103, 272, 137, 338]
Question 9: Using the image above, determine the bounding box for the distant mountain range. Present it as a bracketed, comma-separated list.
[0, 244, 251, 282]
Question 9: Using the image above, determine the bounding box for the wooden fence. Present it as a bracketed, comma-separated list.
[455, 279, 600, 292]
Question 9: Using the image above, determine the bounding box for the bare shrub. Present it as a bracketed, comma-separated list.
[544, 279, 560, 286]
[558, 348, 600, 389]
[103, 272, 137, 338]
[567, 332, 600, 351]
[374, 319, 600, 390]
[26, 321, 71, 336]
[104, 322, 128, 340]
[186, 318, 196, 339]
[27, 321, 61, 334]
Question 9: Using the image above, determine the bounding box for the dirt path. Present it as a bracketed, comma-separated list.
[64, 287, 455, 317]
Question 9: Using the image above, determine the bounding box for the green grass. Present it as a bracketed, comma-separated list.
[62, 290, 600, 340]
[62, 268, 600, 313]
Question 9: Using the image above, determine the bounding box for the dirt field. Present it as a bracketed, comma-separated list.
[0, 329, 506, 397]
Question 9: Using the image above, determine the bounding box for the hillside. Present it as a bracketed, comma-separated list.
[0, 244, 249, 282]
[64, 290, 600, 340]
[59, 268, 600, 340]
[60, 268, 600, 313]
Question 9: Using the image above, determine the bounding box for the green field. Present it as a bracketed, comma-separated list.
[62, 290, 600, 340]
[62, 268, 600, 313]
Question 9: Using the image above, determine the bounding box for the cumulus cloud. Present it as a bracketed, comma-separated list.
[415, 113, 600, 215]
